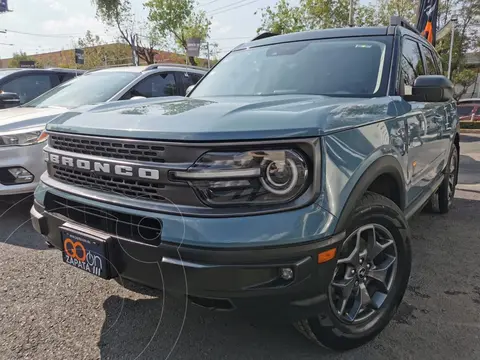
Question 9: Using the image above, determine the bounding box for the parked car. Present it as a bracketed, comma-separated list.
[31, 17, 459, 351]
[457, 98, 480, 121]
[0, 68, 84, 109]
[0, 64, 206, 196]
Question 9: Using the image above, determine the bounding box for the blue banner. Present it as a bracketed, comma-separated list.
[0, 0, 8, 12]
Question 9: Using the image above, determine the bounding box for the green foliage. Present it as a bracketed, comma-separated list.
[8, 51, 40, 68]
[435, 0, 480, 99]
[91, 0, 161, 64]
[256, 0, 418, 33]
[145, 0, 211, 65]
[75, 31, 132, 69]
[255, 0, 305, 34]
[460, 121, 480, 129]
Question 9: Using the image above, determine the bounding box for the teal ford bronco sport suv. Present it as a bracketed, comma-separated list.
[31, 18, 460, 350]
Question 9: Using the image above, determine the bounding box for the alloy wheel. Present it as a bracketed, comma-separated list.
[328, 224, 398, 324]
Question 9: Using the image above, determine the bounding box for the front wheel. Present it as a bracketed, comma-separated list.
[294, 192, 412, 351]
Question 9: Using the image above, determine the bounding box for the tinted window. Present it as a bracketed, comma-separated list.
[457, 106, 474, 116]
[182, 72, 203, 93]
[401, 38, 425, 94]
[122, 72, 177, 99]
[2, 74, 53, 104]
[58, 73, 76, 83]
[25, 72, 138, 108]
[191, 37, 391, 98]
[421, 45, 439, 75]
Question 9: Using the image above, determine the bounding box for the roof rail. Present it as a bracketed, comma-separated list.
[251, 32, 279, 41]
[44, 67, 85, 72]
[144, 63, 207, 71]
[390, 15, 421, 35]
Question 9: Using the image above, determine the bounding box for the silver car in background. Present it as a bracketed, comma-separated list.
[0, 64, 206, 196]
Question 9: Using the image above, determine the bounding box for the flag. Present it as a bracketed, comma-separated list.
[0, 0, 8, 12]
[416, 0, 439, 46]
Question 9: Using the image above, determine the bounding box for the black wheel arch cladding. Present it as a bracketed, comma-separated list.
[334, 156, 406, 234]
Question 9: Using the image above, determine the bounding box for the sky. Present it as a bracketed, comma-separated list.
[0, 0, 287, 61]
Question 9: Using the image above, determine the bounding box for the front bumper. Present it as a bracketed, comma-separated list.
[31, 199, 345, 321]
[0, 142, 47, 195]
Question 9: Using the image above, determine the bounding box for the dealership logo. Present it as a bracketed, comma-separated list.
[45, 151, 160, 180]
[64, 237, 103, 276]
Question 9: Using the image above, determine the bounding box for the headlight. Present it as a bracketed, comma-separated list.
[0, 128, 48, 146]
[172, 149, 310, 206]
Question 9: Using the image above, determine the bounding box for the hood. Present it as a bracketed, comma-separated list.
[0, 106, 67, 133]
[46, 95, 408, 141]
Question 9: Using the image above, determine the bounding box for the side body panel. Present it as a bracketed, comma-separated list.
[320, 117, 408, 224]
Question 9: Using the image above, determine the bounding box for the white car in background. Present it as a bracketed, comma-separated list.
[0, 64, 206, 196]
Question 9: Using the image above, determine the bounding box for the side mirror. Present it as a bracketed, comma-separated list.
[130, 96, 146, 100]
[185, 85, 195, 97]
[0, 91, 21, 109]
[408, 75, 454, 102]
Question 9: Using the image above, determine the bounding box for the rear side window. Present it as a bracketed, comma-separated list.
[182, 72, 203, 89]
[58, 73, 76, 83]
[2, 74, 53, 104]
[122, 72, 177, 99]
[421, 45, 440, 75]
[401, 38, 425, 95]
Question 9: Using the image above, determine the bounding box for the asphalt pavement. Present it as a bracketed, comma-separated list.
[1, 135, 480, 360]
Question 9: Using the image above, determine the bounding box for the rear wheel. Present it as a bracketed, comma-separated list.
[294, 192, 411, 351]
[438, 145, 459, 213]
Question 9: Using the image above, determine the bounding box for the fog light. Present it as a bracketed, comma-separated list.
[7, 167, 34, 184]
[279, 267, 294, 280]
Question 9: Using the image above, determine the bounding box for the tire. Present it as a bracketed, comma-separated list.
[437, 144, 459, 214]
[293, 192, 412, 351]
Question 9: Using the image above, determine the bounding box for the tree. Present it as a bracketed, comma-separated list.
[435, 0, 480, 99]
[91, 0, 162, 64]
[256, 0, 418, 33]
[145, 0, 211, 65]
[75, 30, 132, 69]
[255, 0, 305, 34]
[8, 51, 42, 68]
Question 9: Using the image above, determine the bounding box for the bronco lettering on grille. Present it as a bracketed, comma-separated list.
[45, 152, 160, 180]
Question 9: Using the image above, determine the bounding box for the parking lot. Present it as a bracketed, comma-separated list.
[1, 134, 480, 360]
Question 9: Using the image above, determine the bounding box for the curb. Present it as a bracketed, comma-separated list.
[460, 129, 480, 134]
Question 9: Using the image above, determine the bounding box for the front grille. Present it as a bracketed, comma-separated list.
[45, 193, 162, 245]
[50, 134, 166, 163]
[52, 165, 166, 201]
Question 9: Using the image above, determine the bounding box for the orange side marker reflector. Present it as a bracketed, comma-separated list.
[318, 248, 337, 264]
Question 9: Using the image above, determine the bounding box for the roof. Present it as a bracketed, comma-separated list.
[0, 67, 85, 73]
[89, 63, 208, 74]
[458, 98, 480, 103]
[236, 26, 390, 50]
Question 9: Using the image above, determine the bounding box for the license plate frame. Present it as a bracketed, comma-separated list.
[60, 224, 111, 279]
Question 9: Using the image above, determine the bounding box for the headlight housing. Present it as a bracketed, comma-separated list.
[0, 128, 48, 146]
[172, 149, 310, 206]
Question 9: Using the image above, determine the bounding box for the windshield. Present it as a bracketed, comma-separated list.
[24, 71, 138, 108]
[191, 37, 390, 98]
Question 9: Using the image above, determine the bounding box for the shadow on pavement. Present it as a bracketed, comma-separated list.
[97, 292, 330, 360]
[459, 134, 480, 143]
[458, 153, 480, 185]
[0, 193, 48, 250]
